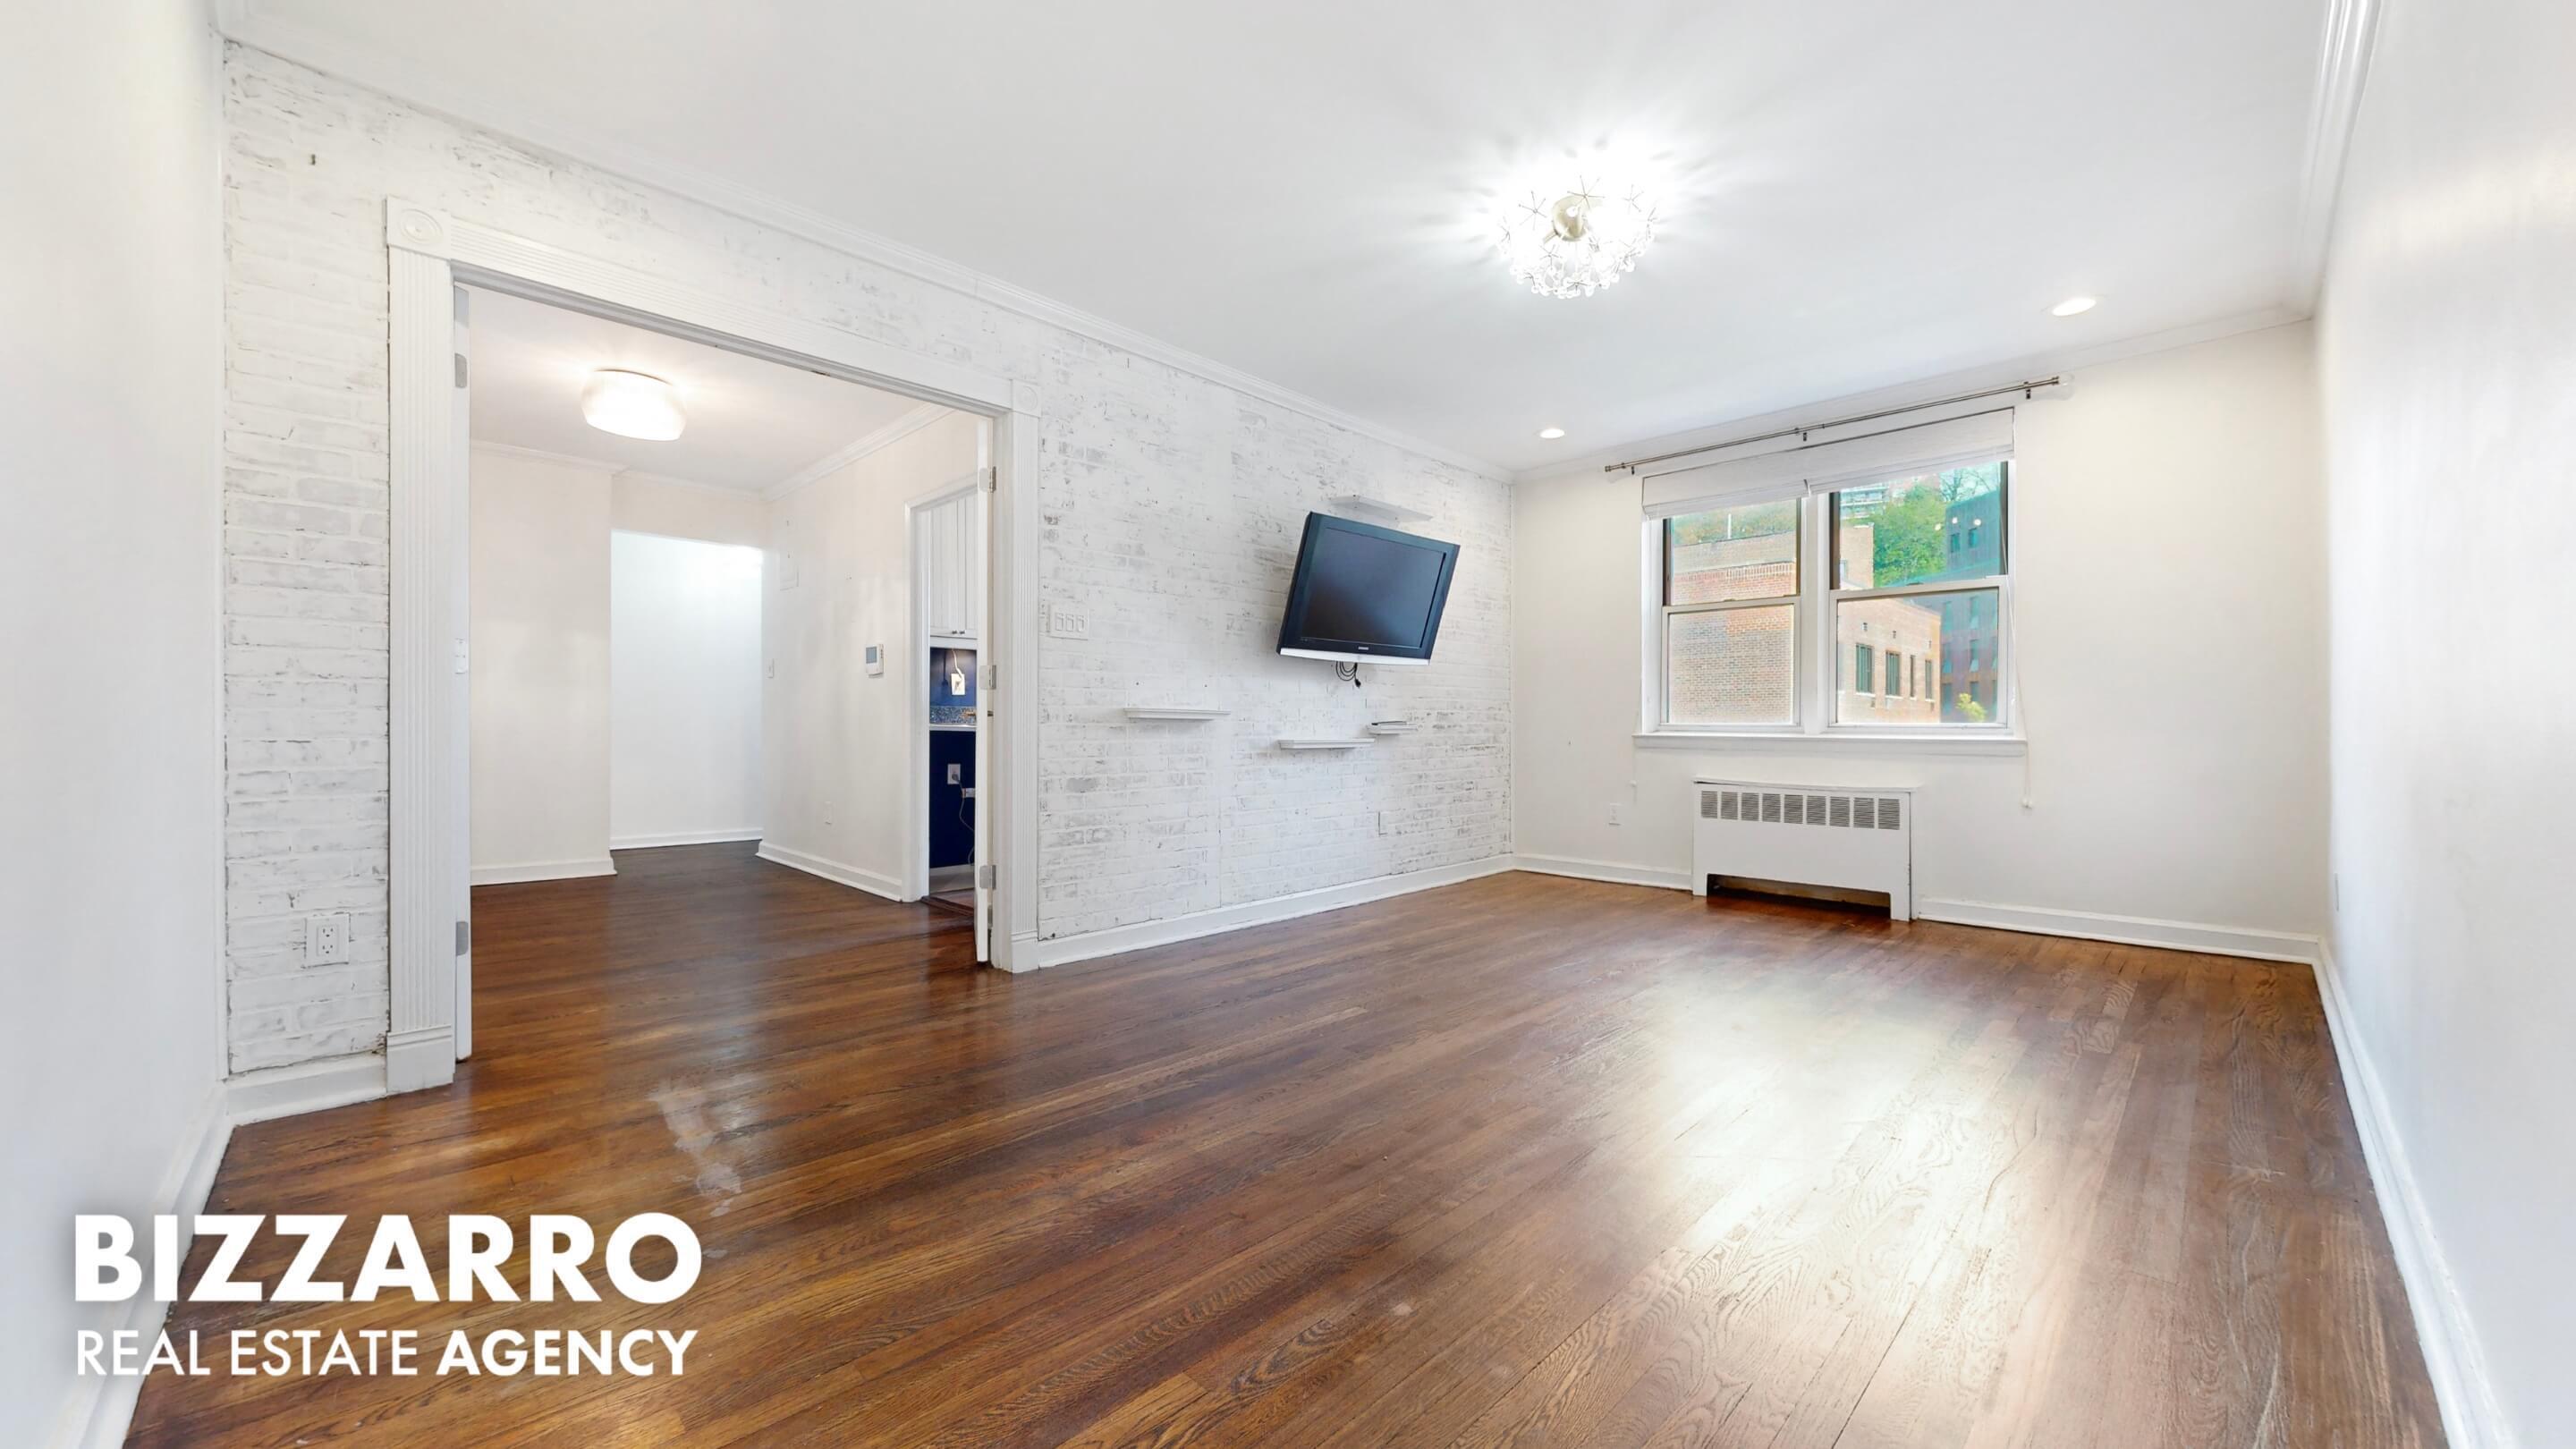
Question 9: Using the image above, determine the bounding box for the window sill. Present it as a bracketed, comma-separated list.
[1633, 730, 2027, 758]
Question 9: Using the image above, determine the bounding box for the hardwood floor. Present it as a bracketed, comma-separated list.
[131, 844, 2443, 1446]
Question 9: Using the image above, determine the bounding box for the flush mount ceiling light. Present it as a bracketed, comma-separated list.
[580, 369, 686, 440]
[1497, 178, 1657, 299]
[2050, 295, 2098, 317]
[1537, 427, 1566, 439]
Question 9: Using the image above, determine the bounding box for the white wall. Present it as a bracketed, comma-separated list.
[0, 0, 225, 1440]
[2315, 0, 2576, 1439]
[612, 471, 767, 549]
[468, 447, 613, 881]
[761, 411, 979, 894]
[611, 530, 765, 847]
[216, 46, 1513, 1063]
[1515, 323, 2326, 945]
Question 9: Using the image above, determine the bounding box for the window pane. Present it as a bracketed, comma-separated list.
[1831, 461, 2005, 590]
[1665, 499, 1798, 604]
[1667, 604, 1795, 725]
[1835, 587, 2002, 724]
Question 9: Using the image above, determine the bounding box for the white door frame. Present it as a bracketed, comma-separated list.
[385, 199, 1042, 1094]
[905, 471, 988, 902]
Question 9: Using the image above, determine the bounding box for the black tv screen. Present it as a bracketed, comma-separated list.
[1276, 513, 1460, 665]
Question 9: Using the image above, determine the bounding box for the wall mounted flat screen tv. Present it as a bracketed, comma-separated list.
[1275, 512, 1460, 666]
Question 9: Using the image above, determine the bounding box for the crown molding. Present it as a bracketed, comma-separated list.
[1516, 305, 2307, 487]
[2290, 0, 2384, 309]
[467, 438, 624, 473]
[469, 440, 764, 496]
[763, 402, 952, 503]
[213, 6, 1511, 484]
[617, 468, 766, 499]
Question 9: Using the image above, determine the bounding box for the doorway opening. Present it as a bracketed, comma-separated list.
[440, 280, 1002, 1067]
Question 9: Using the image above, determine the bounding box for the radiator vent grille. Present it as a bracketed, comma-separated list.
[1697, 788, 1908, 830]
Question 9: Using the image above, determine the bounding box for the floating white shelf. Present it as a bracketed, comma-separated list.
[1276, 737, 1373, 750]
[1123, 707, 1230, 721]
[1367, 721, 1419, 735]
[1330, 494, 1433, 525]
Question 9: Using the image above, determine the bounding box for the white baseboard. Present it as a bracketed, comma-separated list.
[384, 1026, 457, 1093]
[2313, 942, 2512, 1449]
[1513, 853, 1695, 892]
[997, 929, 1040, 974]
[756, 841, 906, 902]
[1915, 897, 2322, 964]
[65, 1085, 231, 1449]
[609, 828, 762, 851]
[469, 857, 615, 886]
[1504, 857, 2326, 967]
[1036, 855, 1514, 969]
[225, 1051, 390, 1125]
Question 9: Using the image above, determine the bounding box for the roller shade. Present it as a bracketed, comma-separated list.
[1641, 408, 2013, 518]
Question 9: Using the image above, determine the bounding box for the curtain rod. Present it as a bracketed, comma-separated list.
[1602, 376, 2064, 475]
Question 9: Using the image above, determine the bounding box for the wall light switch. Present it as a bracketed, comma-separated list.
[864, 644, 882, 676]
[1047, 606, 1089, 640]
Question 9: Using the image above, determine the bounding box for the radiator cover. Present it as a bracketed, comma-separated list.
[1690, 777, 1915, 919]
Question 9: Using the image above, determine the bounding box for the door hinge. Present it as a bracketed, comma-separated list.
[453, 353, 469, 388]
[980, 664, 996, 691]
[453, 638, 470, 674]
[976, 863, 996, 889]
[979, 466, 997, 493]
[455, 919, 470, 955]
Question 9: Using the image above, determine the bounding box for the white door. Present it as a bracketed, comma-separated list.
[970, 483, 991, 962]
[451, 286, 474, 1057]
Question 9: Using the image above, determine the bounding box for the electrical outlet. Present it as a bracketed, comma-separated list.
[305, 912, 349, 965]
[1607, 802, 1626, 826]
[946, 763, 962, 785]
[1377, 809, 1388, 836]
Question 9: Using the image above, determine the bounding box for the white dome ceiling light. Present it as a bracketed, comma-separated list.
[2050, 295, 2098, 317]
[580, 369, 686, 440]
[1497, 178, 1657, 299]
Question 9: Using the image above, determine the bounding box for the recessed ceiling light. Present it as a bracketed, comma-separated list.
[1538, 427, 1566, 439]
[581, 369, 685, 440]
[2050, 295, 2097, 318]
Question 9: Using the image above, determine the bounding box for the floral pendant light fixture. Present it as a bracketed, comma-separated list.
[1497, 178, 1658, 299]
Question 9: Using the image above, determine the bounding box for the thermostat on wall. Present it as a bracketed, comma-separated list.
[865, 644, 883, 676]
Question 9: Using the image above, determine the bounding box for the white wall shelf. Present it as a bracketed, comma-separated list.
[1330, 494, 1432, 525]
[1123, 707, 1230, 721]
[1367, 721, 1419, 735]
[1277, 738, 1373, 750]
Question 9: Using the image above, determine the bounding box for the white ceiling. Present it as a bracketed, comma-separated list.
[463, 287, 926, 491]
[243, 1, 2331, 473]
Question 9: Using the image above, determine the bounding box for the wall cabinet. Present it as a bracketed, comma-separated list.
[919, 492, 980, 640]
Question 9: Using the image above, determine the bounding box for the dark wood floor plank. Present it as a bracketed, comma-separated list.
[128, 845, 2442, 1447]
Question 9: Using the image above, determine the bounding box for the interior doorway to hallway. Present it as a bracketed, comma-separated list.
[453, 283, 998, 1060]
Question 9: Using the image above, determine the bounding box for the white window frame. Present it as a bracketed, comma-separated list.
[1639, 458, 2022, 754]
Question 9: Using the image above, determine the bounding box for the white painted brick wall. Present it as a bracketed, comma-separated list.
[218, 45, 1511, 1071]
